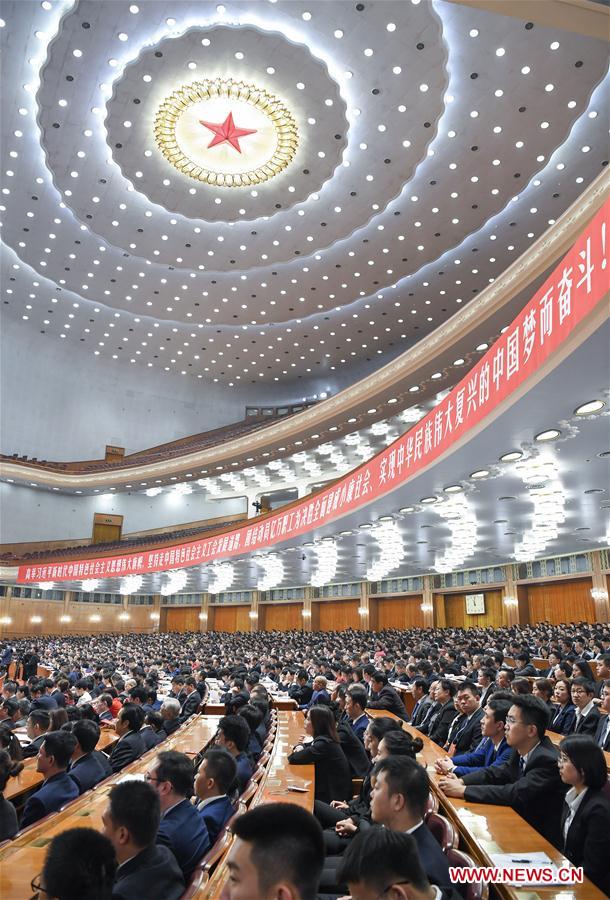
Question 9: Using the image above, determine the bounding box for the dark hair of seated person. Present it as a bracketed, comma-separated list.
[372, 756, 430, 817]
[512, 677, 533, 695]
[42, 730, 78, 769]
[308, 704, 340, 742]
[50, 707, 69, 731]
[28, 709, 51, 732]
[509, 693, 551, 739]
[78, 703, 100, 724]
[337, 826, 431, 896]
[231, 802, 324, 900]
[118, 702, 145, 732]
[39, 827, 117, 900]
[72, 718, 101, 754]
[250, 697, 269, 721]
[155, 750, 195, 797]
[368, 715, 403, 743]
[0, 723, 24, 761]
[239, 703, 264, 733]
[145, 710, 164, 732]
[0, 748, 24, 792]
[66, 706, 83, 722]
[107, 781, 160, 848]
[559, 734, 608, 789]
[347, 686, 368, 710]
[380, 728, 424, 758]
[218, 714, 250, 752]
[201, 748, 237, 795]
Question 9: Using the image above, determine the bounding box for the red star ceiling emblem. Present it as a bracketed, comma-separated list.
[199, 111, 257, 153]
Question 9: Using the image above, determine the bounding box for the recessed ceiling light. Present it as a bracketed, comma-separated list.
[359, 522, 373, 529]
[500, 451, 523, 462]
[420, 496, 438, 504]
[444, 485, 463, 493]
[535, 429, 561, 442]
[399, 507, 414, 513]
[470, 469, 489, 479]
[574, 400, 605, 416]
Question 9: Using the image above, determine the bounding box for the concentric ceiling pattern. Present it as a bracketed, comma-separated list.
[0, 0, 608, 386]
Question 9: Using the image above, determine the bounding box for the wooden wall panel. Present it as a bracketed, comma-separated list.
[374, 597, 425, 630]
[259, 603, 302, 631]
[0, 599, 157, 636]
[209, 605, 251, 632]
[162, 606, 201, 632]
[314, 599, 360, 631]
[526, 578, 595, 624]
[443, 591, 504, 629]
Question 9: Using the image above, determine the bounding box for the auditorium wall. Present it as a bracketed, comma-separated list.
[259, 602, 303, 631]
[0, 596, 157, 636]
[370, 596, 425, 630]
[311, 598, 360, 631]
[160, 606, 202, 633]
[523, 578, 596, 624]
[208, 604, 251, 632]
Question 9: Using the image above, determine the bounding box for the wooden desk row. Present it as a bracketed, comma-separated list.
[0, 714, 222, 899]
[366, 709, 604, 900]
[4, 728, 120, 805]
[204, 709, 314, 900]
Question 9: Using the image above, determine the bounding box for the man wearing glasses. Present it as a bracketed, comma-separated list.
[571, 678, 601, 736]
[440, 694, 566, 848]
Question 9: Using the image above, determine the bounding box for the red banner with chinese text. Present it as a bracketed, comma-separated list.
[17, 199, 609, 583]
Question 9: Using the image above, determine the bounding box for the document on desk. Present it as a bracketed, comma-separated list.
[488, 852, 567, 886]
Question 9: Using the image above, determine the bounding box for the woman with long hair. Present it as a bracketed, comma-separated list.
[0, 749, 24, 840]
[0, 723, 24, 761]
[558, 734, 610, 894]
[571, 659, 595, 683]
[550, 679, 576, 735]
[288, 704, 352, 804]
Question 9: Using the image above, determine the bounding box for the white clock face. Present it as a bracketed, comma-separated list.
[466, 594, 485, 615]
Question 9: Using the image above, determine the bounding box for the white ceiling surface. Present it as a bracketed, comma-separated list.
[0, 0, 608, 390]
[8, 323, 608, 594]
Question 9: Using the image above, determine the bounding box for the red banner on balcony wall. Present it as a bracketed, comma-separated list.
[17, 199, 609, 584]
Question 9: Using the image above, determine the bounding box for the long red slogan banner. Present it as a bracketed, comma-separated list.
[17, 199, 609, 583]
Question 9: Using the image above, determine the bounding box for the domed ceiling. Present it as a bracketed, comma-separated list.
[0, 0, 608, 388]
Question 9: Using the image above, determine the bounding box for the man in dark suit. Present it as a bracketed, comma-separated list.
[436, 697, 512, 777]
[477, 667, 497, 708]
[369, 756, 454, 897]
[571, 678, 601, 736]
[22, 709, 51, 758]
[366, 672, 408, 720]
[195, 748, 237, 844]
[160, 698, 182, 736]
[288, 670, 313, 708]
[443, 681, 484, 755]
[179, 677, 202, 722]
[215, 714, 253, 793]
[594, 679, 610, 750]
[344, 686, 369, 743]
[426, 679, 459, 746]
[30, 681, 58, 712]
[513, 653, 538, 677]
[68, 719, 112, 793]
[146, 750, 210, 881]
[21, 730, 80, 828]
[102, 780, 184, 900]
[107, 703, 145, 773]
[440, 694, 567, 848]
[409, 678, 433, 727]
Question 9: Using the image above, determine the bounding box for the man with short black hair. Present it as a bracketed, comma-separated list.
[30, 680, 58, 712]
[289, 670, 313, 708]
[345, 687, 369, 742]
[107, 703, 145, 773]
[37, 827, 117, 900]
[0, 697, 20, 729]
[21, 730, 80, 828]
[145, 750, 210, 880]
[23, 709, 51, 758]
[594, 680, 610, 750]
[67, 719, 112, 793]
[443, 681, 484, 755]
[216, 714, 253, 793]
[195, 747, 237, 843]
[179, 676, 202, 721]
[435, 699, 511, 776]
[102, 781, 184, 900]
[409, 678, 432, 727]
[221, 802, 324, 900]
[571, 678, 601, 735]
[440, 693, 567, 847]
[337, 827, 444, 900]
[367, 672, 408, 719]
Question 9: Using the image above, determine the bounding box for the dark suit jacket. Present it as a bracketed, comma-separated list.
[428, 701, 459, 747]
[50, 689, 66, 708]
[594, 714, 610, 750]
[108, 731, 145, 773]
[234, 752, 253, 794]
[140, 726, 165, 751]
[417, 700, 440, 734]
[30, 695, 57, 712]
[410, 696, 433, 727]
[562, 788, 610, 895]
[157, 798, 210, 880]
[200, 795, 234, 845]
[574, 706, 601, 736]
[162, 718, 181, 737]
[550, 703, 576, 736]
[338, 721, 371, 778]
[288, 735, 352, 804]
[21, 771, 80, 828]
[180, 691, 201, 722]
[446, 708, 484, 754]
[0, 794, 18, 841]
[68, 751, 112, 793]
[289, 683, 313, 706]
[463, 737, 567, 848]
[479, 684, 496, 708]
[367, 684, 408, 719]
[349, 713, 369, 743]
[22, 734, 46, 759]
[453, 737, 511, 777]
[112, 844, 184, 900]
[412, 823, 454, 896]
